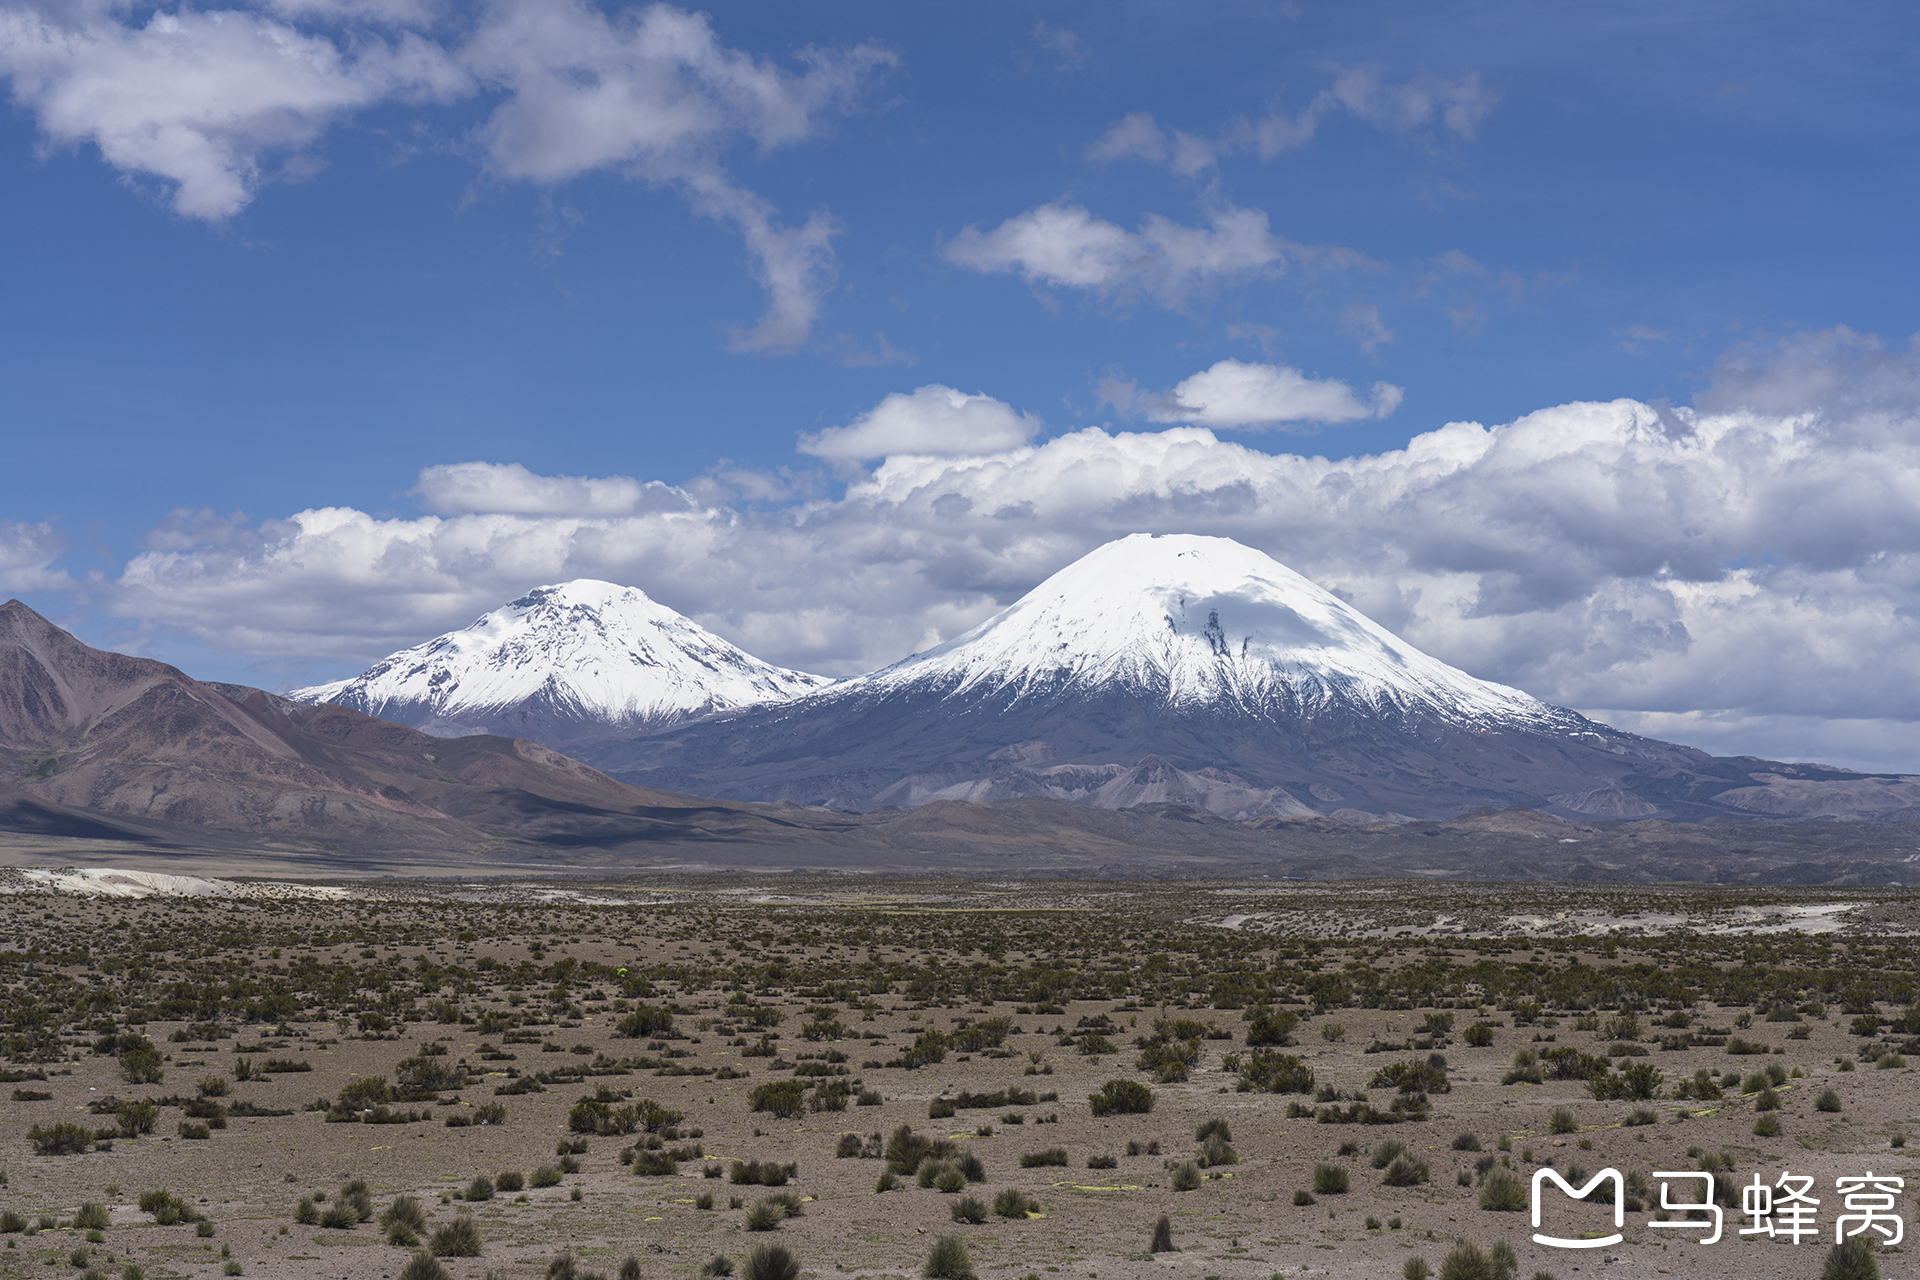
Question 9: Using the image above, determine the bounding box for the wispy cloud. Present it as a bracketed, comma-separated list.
[1087, 64, 1498, 175]
[943, 201, 1369, 312]
[0, 0, 893, 351]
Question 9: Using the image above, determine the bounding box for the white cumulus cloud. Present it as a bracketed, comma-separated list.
[411, 461, 696, 517]
[943, 201, 1299, 310]
[1141, 359, 1404, 428]
[799, 386, 1041, 461]
[93, 330, 1920, 771]
[0, 3, 466, 219]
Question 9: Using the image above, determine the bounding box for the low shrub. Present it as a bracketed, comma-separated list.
[1382, 1155, 1430, 1187]
[1312, 1164, 1349, 1194]
[429, 1214, 482, 1258]
[1018, 1147, 1068, 1168]
[1087, 1080, 1154, 1116]
[1478, 1166, 1527, 1211]
[1821, 1236, 1881, 1280]
[991, 1188, 1037, 1219]
[398, 1252, 450, 1280]
[380, 1194, 428, 1246]
[530, 1165, 562, 1188]
[1170, 1161, 1201, 1192]
[1149, 1213, 1174, 1253]
[1816, 1089, 1843, 1113]
[28, 1122, 94, 1155]
[922, 1235, 974, 1280]
[949, 1195, 986, 1224]
[1548, 1106, 1578, 1134]
[743, 1243, 800, 1280]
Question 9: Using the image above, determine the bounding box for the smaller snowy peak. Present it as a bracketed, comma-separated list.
[292, 580, 831, 745]
[853, 533, 1559, 726]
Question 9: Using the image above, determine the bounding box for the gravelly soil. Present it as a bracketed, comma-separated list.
[0, 875, 1911, 1280]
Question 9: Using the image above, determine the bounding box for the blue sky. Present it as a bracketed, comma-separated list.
[4, 0, 1920, 768]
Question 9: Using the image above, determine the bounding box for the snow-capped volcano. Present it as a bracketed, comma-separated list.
[584, 534, 1707, 819]
[855, 533, 1560, 727]
[291, 580, 831, 749]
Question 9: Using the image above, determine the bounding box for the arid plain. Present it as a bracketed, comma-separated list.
[0, 874, 1913, 1280]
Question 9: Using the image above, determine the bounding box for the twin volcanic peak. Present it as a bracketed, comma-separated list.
[296, 534, 1914, 823]
[290, 580, 831, 750]
[582, 533, 1706, 817]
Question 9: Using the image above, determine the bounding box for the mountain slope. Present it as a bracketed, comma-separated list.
[581, 534, 1897, 821]
[0, 599, 856, 859]
[292, 580, 830, 749]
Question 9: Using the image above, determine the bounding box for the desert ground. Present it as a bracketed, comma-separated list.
[0, 872, 1912, 1280]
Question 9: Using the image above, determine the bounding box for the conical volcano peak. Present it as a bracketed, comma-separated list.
[292, 579, 830, 746]
[884, 533, 1551, 725]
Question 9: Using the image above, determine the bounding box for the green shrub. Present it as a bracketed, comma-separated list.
[1170, 1161, 1202, 1192]
[1753, 1114, 1782, 1137]
[922, 1236, 974, 1280]
[529, 1165, 562, 1188]
[1311, 1164, 1348, 1194]
[614, 1007, 676, 1040]
[1371, 1139, 1408, 1169]
[1087, 1080, 1154, 1116]
[381, 1194, 428, 1244]
[1403, 1259, 1431, 1280]
[950, 1195, 986, 1224]
[1245, 1010, 1298, 1046]
[73, 1203, 109, 1231]
[1479, 1166, 1527, 1211]
[1383, 1155, 1430, 1186]
[741, 1243, 799, 1280]
[1195, 1117, 1232, 1143]
[1437, 1240, 1493, 1280]
[991, 1188, 1037, 1219]
[399, 1251, 450, 1280]
[1018, 1147, 1068, 1168]
[1548, 1106, 1578, 1134]
[27, 1122, 93, 1155]
[118, 1040, 164, 1085]
[1293, 1189, 1314, 1205]
[1821, 1237, 1880, 1280]
[1816, 1089, 1843, 1112]
[138, 1191, 192, 1226]
[428, 1214, 481, 1257]
[1452, 1132, 1481, 1151]
[1237, 1050, 1315, 1094]
[744, 1199, 784, 1231]
[749, 1081, 807, 1120]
